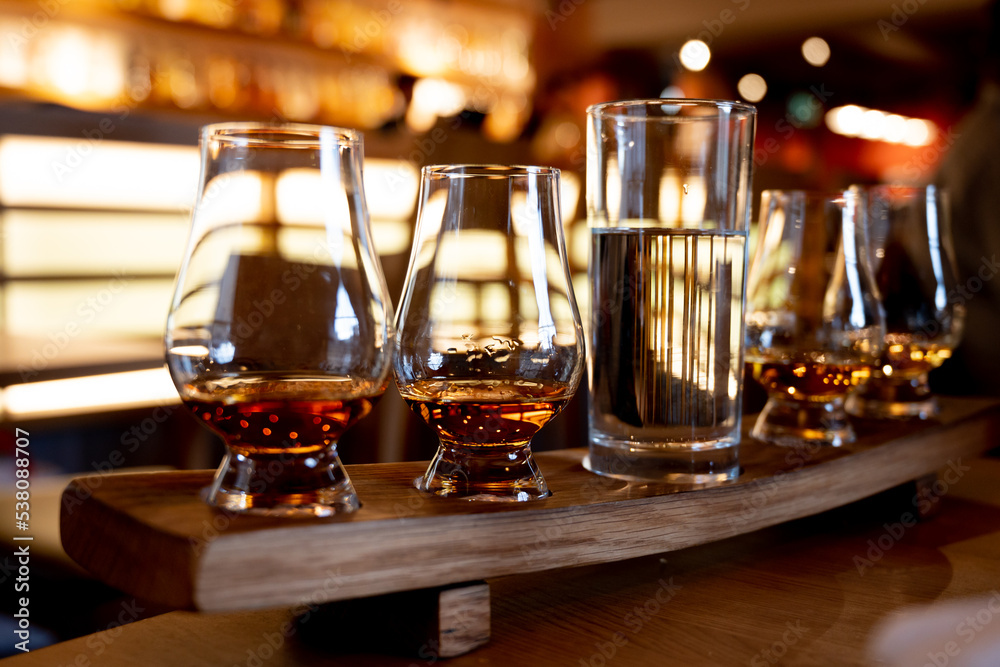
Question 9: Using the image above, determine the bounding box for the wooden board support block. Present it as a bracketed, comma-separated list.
[437, 583, 491, 657]
[296, 582, 490, 659]
[59, 397, 1000, 613]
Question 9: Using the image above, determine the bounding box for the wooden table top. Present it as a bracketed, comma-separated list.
[56, 398, 1000, 614]
[12, 452, 1000, 666]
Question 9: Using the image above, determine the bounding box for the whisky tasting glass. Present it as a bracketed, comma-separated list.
[745, 189, 884, 446]
[846, 185, 964, 419]
[165, 123, 394, 517]
[394, 165, 585, 501]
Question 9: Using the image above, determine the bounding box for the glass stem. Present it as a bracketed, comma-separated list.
[752, 395, 854, 446]
[417, 439, 550, 501]
[207, 443, 358, 517]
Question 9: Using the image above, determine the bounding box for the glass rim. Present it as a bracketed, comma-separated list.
[854, 183, 945, 196]
[761, 188, 861, 201]
[200, 121, 362, 146]
[587, 98, 756, 119]
[421, 164, 561, 179]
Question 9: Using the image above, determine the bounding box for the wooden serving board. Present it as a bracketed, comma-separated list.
[61, 397, 1000, 613]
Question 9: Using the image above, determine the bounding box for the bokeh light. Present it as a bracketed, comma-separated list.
[679, 40, 711, 72]
[801, 37, 830, 66]
[737, 74, 767, 103]
[825, 104, 936, 145]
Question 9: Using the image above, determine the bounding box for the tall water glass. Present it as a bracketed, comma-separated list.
[585, 99, 756, 483]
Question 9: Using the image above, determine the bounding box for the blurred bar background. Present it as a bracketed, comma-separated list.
[0, 0, 990, 464]
[0, 0, 994, 649]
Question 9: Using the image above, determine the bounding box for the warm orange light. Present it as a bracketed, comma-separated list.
[825, 105, 936, 146]
[3, 368, 179, 419]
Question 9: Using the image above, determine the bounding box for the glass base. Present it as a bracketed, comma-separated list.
[846, 373, 938, 419]
[416, 441, 550, 502]
[584, 436, 739, 485]
[205, 447, 359, 517]
[751, 395, 853, 446]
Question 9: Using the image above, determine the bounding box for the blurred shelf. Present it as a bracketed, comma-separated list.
[0, 334, 165, 384]
[0, 0, 540, 134]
